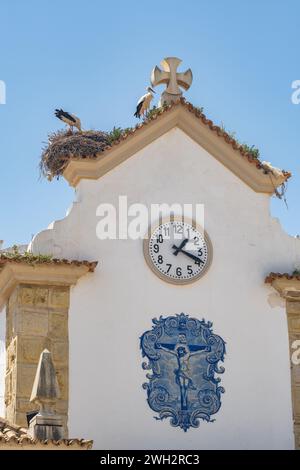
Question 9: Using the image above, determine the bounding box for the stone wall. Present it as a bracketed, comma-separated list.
[287, 299, 300, 449]
[0, 311, 5, 417]
[5, 284, 69, 430]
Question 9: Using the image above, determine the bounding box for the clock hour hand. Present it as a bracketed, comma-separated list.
[172, 245, 204, 264]
[172, 238, 189, 256]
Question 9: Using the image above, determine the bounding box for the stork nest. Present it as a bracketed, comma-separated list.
[40, 129, 111, 180]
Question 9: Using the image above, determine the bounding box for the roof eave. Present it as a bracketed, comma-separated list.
[63, 103, 289, 193]
[0, 261, 97, 311]
[265, 273, 300, 299]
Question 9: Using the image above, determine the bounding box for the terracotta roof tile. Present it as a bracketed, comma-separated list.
[0, 417, 93, 449]
[265, 272, 300, 283]
[0, 254, 98, 272]
[70, 98, 291, 182]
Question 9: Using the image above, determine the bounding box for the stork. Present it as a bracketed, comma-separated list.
[134, 87, 155, 119]
[54, 109, 82, 132]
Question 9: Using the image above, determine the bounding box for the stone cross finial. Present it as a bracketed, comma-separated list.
[151, 57, 193, 106]
[29, 349, 64, 440]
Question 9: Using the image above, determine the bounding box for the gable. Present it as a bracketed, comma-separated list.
[63, 101, 290, 193]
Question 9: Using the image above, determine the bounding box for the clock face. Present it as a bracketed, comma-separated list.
[144, 220, 212, 285]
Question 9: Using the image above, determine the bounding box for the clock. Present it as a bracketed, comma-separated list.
[143, 219, 212, 285]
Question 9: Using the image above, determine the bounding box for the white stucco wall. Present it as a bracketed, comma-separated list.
[0, 308, 6, 417]
[31, 128, 300, 449]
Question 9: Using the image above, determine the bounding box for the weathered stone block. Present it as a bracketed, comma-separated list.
[16, 364, 37, 398]
[49, 313, 68, 339]
[55, 399, 68, 415]
[287, 301, 300, 315]
[6, 337, 17, 371]
[21, 311, 48, 336]
[15, 411, 28, 427]
[288, 316, 300, 333]
[291, 364, 300, 385]
[11, 370, 16, 397]
[7, 290, 18, 326]
[52, 341, 68, 366]
[295, 424, 300, 450]
[16, 398, 37, 414]
[8, 288, 18, 308]
[5, 303, 13, 347]
[56, 367, 68, 401]
[5, 403, 15, 424]
[18, 337, 46, 363]
[292, 386, 300, 419]
[17, 285, 50, 309]
[5, 371, 12, 405]
[49, 287, 70, 310]
[35, 287, 49, 307]
[19, 286, 35, 306]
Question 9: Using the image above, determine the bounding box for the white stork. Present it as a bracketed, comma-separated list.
[134, 87, 155, 119]
[55, 108, 82, 132]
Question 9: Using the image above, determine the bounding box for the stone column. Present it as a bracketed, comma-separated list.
[5, 284, 69, 429]
[266, 275, 300, 449]
[286, 296, 300, 450]
[0, 261, 97, 432]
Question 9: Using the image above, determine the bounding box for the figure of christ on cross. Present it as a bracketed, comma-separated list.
[157, 333, 207, 411]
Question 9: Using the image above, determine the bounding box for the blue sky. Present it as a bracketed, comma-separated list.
[0, 0, 299, 247]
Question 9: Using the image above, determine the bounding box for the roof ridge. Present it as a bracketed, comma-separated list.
[81, 98, 290, 181]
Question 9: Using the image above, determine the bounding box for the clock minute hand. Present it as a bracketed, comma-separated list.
[181, 249, 204, 264]
[172, 238, 189, 256]
[172, 246, 204, 264]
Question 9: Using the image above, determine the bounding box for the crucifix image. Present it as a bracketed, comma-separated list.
[157, 333, 207, 411]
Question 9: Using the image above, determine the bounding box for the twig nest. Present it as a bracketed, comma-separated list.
[40, 130, 111, 179]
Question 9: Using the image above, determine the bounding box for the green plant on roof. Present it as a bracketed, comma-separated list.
[220, 124, 260, 160]
[40, 102, 262, 180]
[0, 245, 53, 265]
[240, 144, 260, 160]
[194, 106, 204, 114]
[143, 103, 170, 121]
[107, 126, 133, 144]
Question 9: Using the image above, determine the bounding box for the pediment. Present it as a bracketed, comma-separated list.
[63, 101, 290, 193]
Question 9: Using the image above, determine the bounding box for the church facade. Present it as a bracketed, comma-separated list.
[0, 59, 300, 450]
